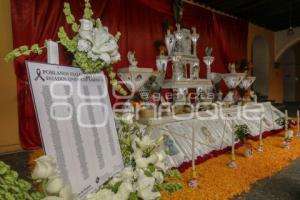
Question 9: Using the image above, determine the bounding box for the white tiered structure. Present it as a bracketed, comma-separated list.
[156, 24, 212, 103]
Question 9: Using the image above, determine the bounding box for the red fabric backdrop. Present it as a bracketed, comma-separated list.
[11, 0, 248, 149]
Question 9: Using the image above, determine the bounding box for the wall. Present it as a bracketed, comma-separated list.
[295, 44, 300, 102]
[275, 27, 300, 61]
[0, 0, 21, 153]
[248, 23, 284, 103]
[279, 48, 297, 102]
[252, 36, 269, 96]
[276, 27, 300, 102]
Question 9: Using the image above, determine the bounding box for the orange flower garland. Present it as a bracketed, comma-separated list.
[28, 128, 300, 200]
[162, 129, 300, 200]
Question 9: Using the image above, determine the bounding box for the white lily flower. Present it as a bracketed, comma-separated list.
[96, 189, 114, 200]
[119, 167, 134, 182]
[59, 185, 75, 200]
[92, 19, 110, 48]
[135, 135, 155, 151]
[32, 156, 57, 179]
[135, 157, 149, 169]
[111, 53, 121, 63]
[136, 170, 160, 200]
[153, 171, 164, 184]
[97, 39, 118, 54]
[85, 193, 97, 200]
[156, 151, 167, 162]
[113, 182, 134, 200]
[45, 175, 64, 195]
[109, 176, 122, 185]
[154, 161, 166, 172]
[110, 49, 119, 57]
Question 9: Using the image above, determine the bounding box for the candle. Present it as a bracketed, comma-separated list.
[191, 127, 196, 178]
[256, 118, 264, 152]
[231, 121, 236, 161]
[259, 119, 263, 146]
[285, 110, 289, 140]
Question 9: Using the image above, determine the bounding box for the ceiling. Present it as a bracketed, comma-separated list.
[192, 0, 300, 31]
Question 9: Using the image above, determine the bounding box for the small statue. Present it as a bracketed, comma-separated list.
[127, 51, 138, 67]
[191, 27, 199, 55]
[174, 24, 183, 42]
[250, 90, 257, 103]
[217, 91, 223, 101]
[182, 29, 192, 55]
[205, 47, 213, 56]
[174, 88, 188, 102]
[164, 135, 179, 156]
[228, 63, 236, 73]
[191, 63, 199, 80]
[165, 29, 175, 55]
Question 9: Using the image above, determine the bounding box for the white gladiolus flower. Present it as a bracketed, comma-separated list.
[32, 156, 56, 179]
[98, 53, 111, 64]
[46, 175, 65, 194]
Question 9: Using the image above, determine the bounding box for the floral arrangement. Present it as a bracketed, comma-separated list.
[275, 117, 295, 129]
[28, 116, 181, 200]
[5, 0, 127, 96]
[31, 156, 78, 200]
[85, 116, 182, 200]
[0, 160, 43, 200]
[234, 124, 252, 157]
[234, 124, 250, 143]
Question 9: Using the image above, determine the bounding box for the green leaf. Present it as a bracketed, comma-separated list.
[166, 169, 182, 180]
[144, 170, 153, 177]
[128, 192, 138, 200]
[148, 164, 156, 173]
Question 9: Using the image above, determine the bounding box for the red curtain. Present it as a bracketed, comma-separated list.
[11, 0, 248, 149]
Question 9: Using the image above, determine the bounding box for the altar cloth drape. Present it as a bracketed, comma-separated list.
[11, 0, 248, 149]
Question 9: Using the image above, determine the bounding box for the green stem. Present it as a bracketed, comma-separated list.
[41, 179, 48, 197]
